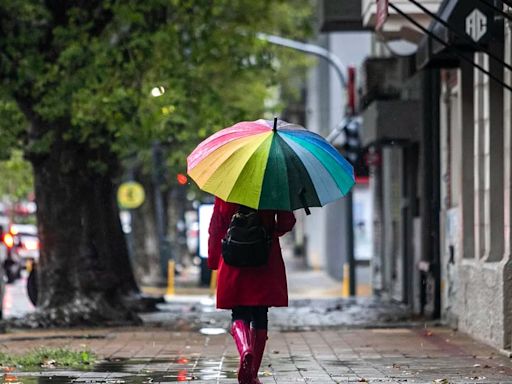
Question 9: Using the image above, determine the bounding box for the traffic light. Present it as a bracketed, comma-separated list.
[340, 119, 361, 165]
[339, 118, 369, 178]
[176, 173, 188, 185]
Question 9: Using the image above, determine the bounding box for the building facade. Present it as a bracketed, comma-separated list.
[427, 2, 512, 351]
[320, 0, 512, 352]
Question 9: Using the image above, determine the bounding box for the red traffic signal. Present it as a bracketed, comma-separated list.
[177, 173, 188, 185]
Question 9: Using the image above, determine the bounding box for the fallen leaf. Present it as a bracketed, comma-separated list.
[432, 379, 449, 384]
[358, 378, 368, 383]
[41, 359, 56, 369]
[3, 374, 18, 382]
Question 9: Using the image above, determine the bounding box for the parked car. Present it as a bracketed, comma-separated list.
[2, 223, 39, 283]
[0, 217, 9, 316]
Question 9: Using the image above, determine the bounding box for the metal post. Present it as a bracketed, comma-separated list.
[346, 191, 356, 296]
[259, 33, 357, 295]
[152, 141, 173, 277]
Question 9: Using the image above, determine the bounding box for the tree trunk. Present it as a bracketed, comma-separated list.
[26, 123, 141, 327]
[130, 167, 165, 287]
[167, 186, 190, 269]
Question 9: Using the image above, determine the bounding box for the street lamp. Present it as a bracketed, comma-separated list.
[257, 33, 348, 88]
[151, 86, 166, 97]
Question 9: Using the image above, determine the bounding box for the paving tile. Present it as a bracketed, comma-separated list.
[2, 326, 512, 383]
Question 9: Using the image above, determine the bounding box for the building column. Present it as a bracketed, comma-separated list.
[474, 47, 504, 262]
[504, 11, 512, 263]
[420, 69, 441, 318]
[459, 60, 475, 261]
[502, 13, 512, 351]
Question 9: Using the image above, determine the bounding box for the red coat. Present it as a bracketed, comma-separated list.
[208, 197, 296, 309]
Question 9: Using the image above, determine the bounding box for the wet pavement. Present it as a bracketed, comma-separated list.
[3, 271, 35, 320]
[1, 326, 512, 383]
[140, 296, 415, 332]
[2, 252, 511, 383]
[0, 293, 510, 383]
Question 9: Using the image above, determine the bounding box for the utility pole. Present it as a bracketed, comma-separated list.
[152, 140, 173, 277]
[259, 33, 356, 295]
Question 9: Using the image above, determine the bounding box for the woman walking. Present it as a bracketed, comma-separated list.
[208, 197, 296, 384]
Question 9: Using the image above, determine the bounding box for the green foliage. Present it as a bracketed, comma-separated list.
[0, 98, 27, 160]
[0, 0, 314, 175]
[0, 347, 95, 370]
[0, 150, 33, 200]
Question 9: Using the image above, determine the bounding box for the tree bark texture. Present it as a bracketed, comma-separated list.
[167, 187, 190, 268]
[28, 123, 141, 326]
[130, 168, 165, 287]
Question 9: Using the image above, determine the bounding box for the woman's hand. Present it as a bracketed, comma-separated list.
[275, 211, 296, 237]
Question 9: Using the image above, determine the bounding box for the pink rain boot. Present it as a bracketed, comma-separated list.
[250, 328, 268, 384]
[231, 320, 254, 384]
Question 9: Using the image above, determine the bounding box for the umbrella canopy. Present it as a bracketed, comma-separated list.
[187, 118, 355, 212]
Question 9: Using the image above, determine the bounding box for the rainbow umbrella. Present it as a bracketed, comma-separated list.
[187, 118, 355, 214]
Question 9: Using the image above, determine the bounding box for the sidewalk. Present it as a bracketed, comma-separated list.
[3, 325, 512, 383]
[141, 234, 371, 302]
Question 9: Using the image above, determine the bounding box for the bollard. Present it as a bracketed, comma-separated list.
[341, 263, 350, 298]
[166, 260, 175, 296]
[209, 270, 218, 297]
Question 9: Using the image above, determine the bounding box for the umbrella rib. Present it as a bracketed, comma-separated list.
[225, 134, 274, 208]
[282, 130, 354, 177]
[281, 133, 355, 196]
[258, 134, 291, 210]
[273, 134, 321, 210]
[199, 133, 272, 202]
[279, 133, 345, 206]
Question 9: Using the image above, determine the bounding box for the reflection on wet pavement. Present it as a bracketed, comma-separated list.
[2, 355, 242, 384]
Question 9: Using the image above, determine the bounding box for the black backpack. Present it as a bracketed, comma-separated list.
[221, 205, 272, 267]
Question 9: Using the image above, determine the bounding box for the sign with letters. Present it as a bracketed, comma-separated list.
[465, 8, 487, 42]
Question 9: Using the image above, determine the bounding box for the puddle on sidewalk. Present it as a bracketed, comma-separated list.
[2, 355, 243, 383]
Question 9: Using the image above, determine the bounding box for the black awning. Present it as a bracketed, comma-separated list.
[416, 0, 503, 69]
[319, 0, 370, 32]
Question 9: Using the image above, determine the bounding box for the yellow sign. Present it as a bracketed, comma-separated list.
[117, 182, 145, 209]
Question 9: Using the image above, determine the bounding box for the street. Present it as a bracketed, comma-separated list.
[3, 271, 34, 320]
[3, 261, 512, 383]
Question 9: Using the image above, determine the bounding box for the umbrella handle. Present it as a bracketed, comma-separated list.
[299, 188, 311, 216]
